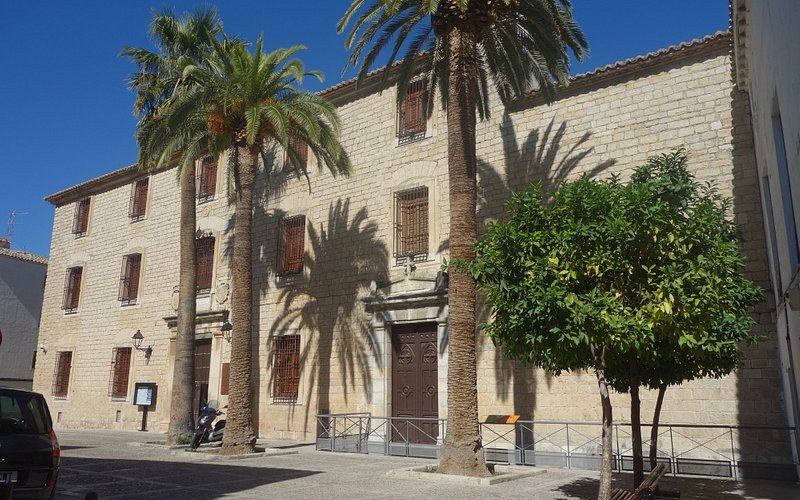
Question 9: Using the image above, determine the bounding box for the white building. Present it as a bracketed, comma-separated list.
[734, 0, 800, 467]
[0, 238, 48, 389]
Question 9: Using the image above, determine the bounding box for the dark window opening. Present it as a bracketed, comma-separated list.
[108, 347, 132, 399]
[394, 186, 429, 265]
[277, 215, 306, 276]
[398, 79, 427, 144]
[196, 237, 215, 294]
[129, 177, 149, 221]
[119, 253, 142, 305]
[62, 267, 83, 314]
[72, 198, 91, 237]
[52, 351, 72, 398]
[198, 157, 217, 202]
[273, 335, 300, 403]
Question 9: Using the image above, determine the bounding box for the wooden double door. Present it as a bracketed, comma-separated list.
[392, 322, 439, 444]
[193, 339, 212, 420]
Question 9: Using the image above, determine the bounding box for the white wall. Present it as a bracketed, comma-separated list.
[0, 255, 47, 389]
[740, 0, 800, 462]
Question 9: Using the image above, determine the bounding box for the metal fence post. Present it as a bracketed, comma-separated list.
[332, 416, 336, 452]
[669, 426, 675, 476]
[730, 426, 737, 480]
[565, 423, 571, 470]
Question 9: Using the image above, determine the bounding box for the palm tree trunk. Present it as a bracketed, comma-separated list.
[593, 344, 613, 500]
[649, 382, 668, 469]
[629, 349, 644, 487]
[220, 145, 258, 455]
[437, 23, 488, 478]
[167, 164, 197, 445]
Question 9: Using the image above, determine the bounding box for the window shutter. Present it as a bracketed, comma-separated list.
[277, 216, 305, 276]
[399, 79, 427, 141]
[52, 351, 72, 397]
[273, 335, 300, 403]
[393, 187, 429, 263]
[62, 267, 82, 312]
[108, 348, 132, 398]
[130, 178, 149, 219]
[196, 237, 215, 292]
[198, 158, 217, 200]
[286, 136, 309, 171]
[72, 198, 90, 235]
[119, 254, 142, 303]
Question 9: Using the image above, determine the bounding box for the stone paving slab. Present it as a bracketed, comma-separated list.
[51, 429, 798, 499]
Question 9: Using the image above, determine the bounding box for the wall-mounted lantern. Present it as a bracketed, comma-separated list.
[132, 329, 153, 362]
[221, 320, 233, 343]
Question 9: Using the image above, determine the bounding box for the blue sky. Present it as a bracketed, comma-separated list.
[0, 1, 729, 257]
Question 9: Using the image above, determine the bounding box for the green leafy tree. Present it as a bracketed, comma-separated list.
[137, 35, 351, 454]
[122, 7, 222, 445]
[603, 149, 761, 487]
[470, 149, 761, 498]
[338, 0, 586, 476]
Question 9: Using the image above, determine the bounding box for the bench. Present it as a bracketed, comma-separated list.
[610, 463, 670, 500]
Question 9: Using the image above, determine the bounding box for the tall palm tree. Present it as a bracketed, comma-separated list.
[137, 35, 351, 454]
[339, 0, 586, 479]
[122, 7, 222, 446]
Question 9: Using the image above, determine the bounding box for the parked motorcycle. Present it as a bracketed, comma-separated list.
[190, 400, 226, 449]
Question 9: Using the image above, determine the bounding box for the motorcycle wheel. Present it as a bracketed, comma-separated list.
[190, 431, 203, 449]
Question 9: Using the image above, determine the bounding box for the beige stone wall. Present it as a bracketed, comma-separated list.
[36, 38, 790, 464]
[34, 164, 235, 432]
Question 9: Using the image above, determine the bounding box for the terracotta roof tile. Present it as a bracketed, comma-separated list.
[0, 247, 48, 265]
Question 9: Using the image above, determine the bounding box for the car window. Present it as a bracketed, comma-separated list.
[0, 392, 51, 434]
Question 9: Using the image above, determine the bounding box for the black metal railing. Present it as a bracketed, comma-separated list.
[316, 413, 798, 481]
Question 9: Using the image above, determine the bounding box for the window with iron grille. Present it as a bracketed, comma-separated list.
[52, 351, 72, 398]
[196, 237, 215, 293]
[394, 186, 429, 265]
[277, 215, 305, 276]
[398, 79, 427, 144]
[108, 347, 132, 399]
[272, 335, 300, 403]
[72, 198, 91, 237]
[62, 266, 83, 314]
[283, 136, 308, 173]
[118, 254, 142, 305]
[198, 157, 217, 202]
[129, 177, 149, 221]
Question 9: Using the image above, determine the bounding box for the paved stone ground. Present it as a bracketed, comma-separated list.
[50, 429, 797, 499]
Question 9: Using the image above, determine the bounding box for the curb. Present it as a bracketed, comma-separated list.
[386, 465, 547, 486]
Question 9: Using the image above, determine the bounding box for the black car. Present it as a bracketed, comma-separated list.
[0, 387, 60, 499]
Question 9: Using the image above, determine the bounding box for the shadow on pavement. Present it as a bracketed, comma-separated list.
[555, 472, 798, 500]
[56, 456, 319, 499]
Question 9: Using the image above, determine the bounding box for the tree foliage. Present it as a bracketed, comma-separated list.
[471, 148, 762, 494]
[135, 30, 351, 455]
[473, 148, 761, 377]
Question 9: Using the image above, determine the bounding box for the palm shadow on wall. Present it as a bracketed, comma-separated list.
[267, 199, 389, 432]
[247, 147, 298, 431]
[476, 115, 617, 422]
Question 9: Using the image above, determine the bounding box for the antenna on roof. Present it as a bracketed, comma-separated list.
[5, 210, 29, 245]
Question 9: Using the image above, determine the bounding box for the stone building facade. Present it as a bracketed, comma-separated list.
[34, 32, 796, 471]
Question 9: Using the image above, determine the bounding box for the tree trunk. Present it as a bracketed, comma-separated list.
[220, 145, 258, 455]
[437, 24, 488, 478]
[593, 344, 613, 500]
[649, 382, 668, 469]
[629, 349, 643, 488]
[166, 163, 197, 445]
